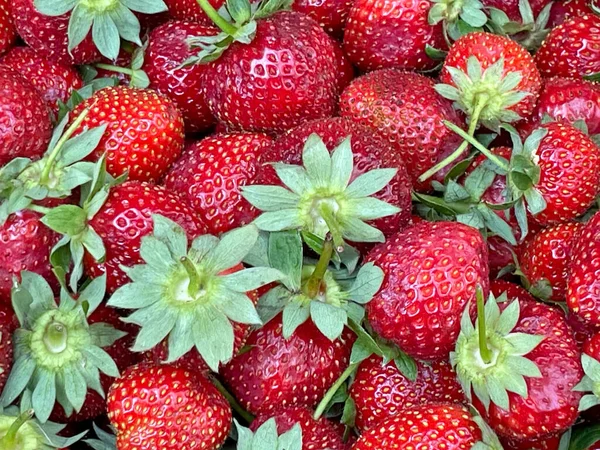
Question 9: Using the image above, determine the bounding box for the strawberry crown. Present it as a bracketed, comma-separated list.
[84, 423, 117, 450]
[242, 134, 400, 252]
[428, 0, 487, 40]
[107, 215, 283, 372]
[33, 0, 167, 60]
[235, 418, 302, 450]
[574, 354, 600, 412]
[0, 272, 125, 424]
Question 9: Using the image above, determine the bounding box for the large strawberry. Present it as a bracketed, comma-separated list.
[163, 133, 273, 235]
[343, 0, 446, 72]
[293, 0, 353, 38]
[107, 364, 231, 450]
[163, 0, 225, 24]
[144, 21, 217, 133]
[69, 86, 184, 182]
[0, 0, 15, 56]
[0, 303, 16, 392]
[365, 221, 489, 361]
[339, 70, 465, 191]
[548, 0, 593, 27]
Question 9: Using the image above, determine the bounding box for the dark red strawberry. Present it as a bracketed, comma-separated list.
[343, 0, 446, 72]
[339, 70, 465, 191]
[331, 38, 354, 94]
[107, 364, 231, 450]
[0, 302, 17, 392]
[567, 311, 600, 348]
[164, 0, 225, 24]
[292, 0, 353, 38]
[0, 0, 15, 56]
[490, 279, 537, 302]
[0, 46, 83, 116]
[69, 86, 185, 182]
[350, 355, 465, 431]
[163, 133, 272, 235]
[145, 21, 217, 133]
[548, 0, 593, 27]
[221, 314, 355, 415]
[83, 181, 208, 293]
[502, 433, 562, 450]
[536, 14, 600, 79]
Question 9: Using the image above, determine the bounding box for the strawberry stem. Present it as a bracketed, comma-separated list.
[195, 0, 238, 35]
[306, 234, 334, 299]
[180, 256, 201, 298]
[318, 205, 345, 252]
[476, 285, 492, 364]
[0, 409, 34, 447]
[210, 377, 254, 423]
[27, 204, 51, 215]
[313, 363, 357, 421]
[95, 63, 136, 77]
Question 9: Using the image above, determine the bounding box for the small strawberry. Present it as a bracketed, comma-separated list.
[0, 0, 15, 56]
[163, 133, 273, 235]
[107, 364, 231, 450]
[365, 221, 489, 361]
[0, 302, 16, 392]
[163, 0, 225, 24]
[145, 21, 217, 133]
[535, 14, 600, 79]
[69, 86, 185, 182]
[292, 0, 353, 38]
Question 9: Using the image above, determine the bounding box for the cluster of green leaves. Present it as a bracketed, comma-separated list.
[574, 353, 600, 412]
[235, 418, 302, 450]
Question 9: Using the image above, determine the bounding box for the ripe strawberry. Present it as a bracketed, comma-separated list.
[548, 0, 593, 27]
[366, 221, 489, 361]
[520, 222, 584, 301]
[567, 311, 600, 348]
[292, 0, 353, 38]
[482, 0, 553, 22]
[535, 14, 600, 79]
[331, 38, 354, 94]
[502, 433, 563, 450]
[163, 133, 273, 235]
[221, 314, 355, 415]
[490, 279, 537, 302]
[350, 355, 465, 431]
[163, 0, 225, 24]
[0, 67, 52, 167]
[339, 70, 465, 191]
[69, 86, 185, 182]
[107, 364, 231, 450]
[0, 0, 15, 56]
[343, 0, 446, 72]
[0, 302, 17, 392]
[145, 21, 217, 133]
[84, 181, 208, 293]
[251, 406, 349, 450]
[0, 46, 83, 116]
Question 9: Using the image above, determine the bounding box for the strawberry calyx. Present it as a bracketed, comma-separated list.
[0, 272, 125, 424]
[471, 411, 504, 450]
[451, 286, 545, 412]
[428, 0, 487, 41]
[93, 42, 150, 89]
[242, 134, 400, 252]
[107, 215, 283, 372]
[574, 354, 600, 411]
[83, 423, 117, 450]
[34, 0, 168, 60]
[235, 418, 303, 449]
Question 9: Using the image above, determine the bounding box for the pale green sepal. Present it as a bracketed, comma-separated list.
[268, 230, 303, 291]
[258, 286, 293, 325]
[220, 267, 284, 293]
[0, 355, 36, 406]
[302, 134, 333, 188]
[253, 210, 304, 231]
[348, 263, 383, 304]
[340, 217, 385, 243]
[505, 332, 544, 355]
[345, 169, 397, 198]
[192, 310, 235, 372]
[214, 291, 262, 325]
[32, 369, 57, 423]
[282, 302, 310, 339]
[310, 301, 347, 341]
[582, 354, 600, 382]
[83, 346, 120, 378]
[89, 323, 127, 348]
[92, 13, 120, 60]
[107, 281, 163, 309]
[139, 235, 175, 271]
[205, 224, 259, 272]
[130, 305, 177, 352]
[166, 315, 195, 363]
[270, 164, 312, 195]
[329, 137, 353, 192]
[346, 197, 400, 221]
[579, 394, 600, 412]
[34, 0, 78, 15]
[152, 214, 188, 258]
[241, 185, 300, 211]
[63, 365, 87, 412]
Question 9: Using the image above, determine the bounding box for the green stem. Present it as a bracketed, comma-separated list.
[180, 257, 201, 297]
[27, 204, 51, 215]
[196, 0, 238, 34]
[318, 205, 345, 252]
[95, 63, 135, 76]
[43, 322, 68, 354]
[314, 363, 357, 421]
[476, 285, 492, 364]
[306, 234, 333, 299]
[39, 107, 91, 185]
[0, 409, 34, 447]
[211, 377, 254, 424]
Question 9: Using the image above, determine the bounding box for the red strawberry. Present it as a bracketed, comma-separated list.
[145, 21, 217, 133]
[567, 311, 600, 348]
[221, 314, 355, 415]
[0, 0, 15, 56]
[365, 221, 490, 361]
[339, 69, 465, 191]
[536, 14, 600, 79]
[163, 0, 225, 24]
[69, 86, 185, 182]
[502, 433, 562, 450]
[0, 46, 83, 116]
[163, 133, 273, 235]
[548, 0, 593, 27]
[585, 330, 600, 357]
[490, 279, 537, 302]
[331, 38, 355, 94]
[343, 0, 446, 72]
[292, 0, 353, 38]
[83, 181, 208, 293]
[107, 364, 231, 450]
[350, 355, 465, 432]
[251, 406, 349, 450]
[520, 222, 584, 301]
[0, 302, 17, 392]
[0, 66, 52, 167]
[482, 0, 553, 22]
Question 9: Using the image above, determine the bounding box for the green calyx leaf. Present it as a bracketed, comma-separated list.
[235, 418, 302, 450]
[83, 423, 116, 450]
[574, 354, 600, 411]
[242, 134, 401, 251]
[429, 0, 487, 28]
[1, 272, 124, 424]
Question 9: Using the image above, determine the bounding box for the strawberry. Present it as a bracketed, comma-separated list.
[163, 133, 273, 235]
[490, 279, 537, 302]
[548, 0, 593, 27]
[83, 181, 208, 293]
[163, 0, 225, 24]
[365, 221, 489, 361]
[144, 21, 217, 134]
[0, 67, 52, 167]
[69, 86, 185, 182]
[339, 70, 465, 191]
[251, 406, 349, 450]
[343, 0, 446, 72]
[535, 14, 600, 79]
[331, 38, 355, 94]
[292, 0, 353, 38]
[482, 0, 553, 22]
[350, 355, 465, 432]
[0, 46, 83, 116]
[567, 311, 600, 348]
[0, 0, 15, 56]
[221, 314, 355, 415]
[519, 222, 584, 301]
[107, 364, 231, 450]
[502, 433, 563, 450]
[0, 302, 16, 392]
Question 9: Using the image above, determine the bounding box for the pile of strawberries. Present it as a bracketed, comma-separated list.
[2, 0, 600, 448]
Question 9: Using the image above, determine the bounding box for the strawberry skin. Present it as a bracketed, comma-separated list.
[0, 46, 83, 116]
[84, 181, 208, 294]
[145, 21, 217, 133]
[343, 0, 446, 72]
[163, 0, 225, 25]
[548, 0, 593, 27]
[365, 221, 489, 361]
[292, 0, 353, 38]
[0, 302, 17, 392]
[350, 355, 465, 432]
[70, 86, 185, 182]
[535, 14, 600, 79]
[0, 66, 52, 167]
[163, 133, 273, 235]
[107, 364, 231, 450]
[490, 279, 537, 302]
[482, 0, 553, 22]
[221, 314, 355, 415]
[0, 0, 15, 56]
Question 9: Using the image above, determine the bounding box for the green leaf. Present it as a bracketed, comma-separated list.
[0, 355, 36, 406]
[282, 302, 310, 339]
[59, 124, 107, 166]
[268, 231, 303, 291]
[84, 346, 120, 378]
[243, 231, 270, 268]
[241, 185, 300, 211]
[579, 394, 600, 412]
[152, 215, 188, 259]
[79, 274, 106, 315]
[278, 423, 302, 450]
[310, 301, 347, 341]
[41, 205, 87, 236]
[81, 227, 106, 262]
[221, 267, 284, 293]
[394, 351, 418, 382]
[505, 332, 544, 355]
[227, 0, 252, 23]
[214, 291, 262, 325]
[257, 286, 291, 324]
[253, 210, 303, 232]
[569, 424, 600, 450]
[21, 272, 55, 309]
[107, 282, 162, 309]
[206, 225, 259, 272]
[460, 4, 487, 26]
[130, 307, 177, 352]
[345, 169, 397, 198]
[302, 134, 332, 188]
[92, 13, 121, 60]
[348, 263, 383, 304]
[346, 197, 400, 221]
[192, 309, 235, 372]
[478, 205, 517, 245]
[252, 417, 278, 450]
[139, 236, 175, 271]
[271, 164, 311, 195]
[32, 369, 57, 423]
[34, 0, 77, 16]
[166, 315, 195, 363]
[63, 366, 87, 412]
[340, 217, 384, 243]
[109, 4, 142, 46]
[329, 137, 353, 192]
[121, 0, 168, 13]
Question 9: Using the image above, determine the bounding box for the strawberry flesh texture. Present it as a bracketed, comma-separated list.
[0, 302, 17, 392]
[0, 0, 16, 56]
[292, 0, 353, 39]
[331, 39, 354, 94]
[163, 0, 225, 25]
[490, 279, 537, 302]
[501, 433, 562, 450]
